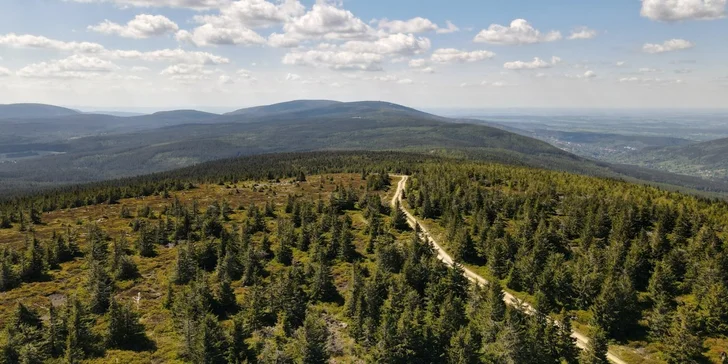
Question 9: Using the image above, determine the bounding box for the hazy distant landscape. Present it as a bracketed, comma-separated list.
[3, 101, 728, 196]
[457, 111, 728, 182]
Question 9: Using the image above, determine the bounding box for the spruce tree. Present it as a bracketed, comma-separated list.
[664, 305, 703, 364]
[106, 297, 146, 350]
[87, 261, 113, 314]
[579, 327, 609, 364]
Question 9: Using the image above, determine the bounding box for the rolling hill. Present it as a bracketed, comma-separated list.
[0, 103, 80, 119]
[622, 137, 728, 181]
[1, 100, 727, 195]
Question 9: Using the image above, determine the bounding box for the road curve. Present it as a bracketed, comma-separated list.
[391, 175, 627, 364]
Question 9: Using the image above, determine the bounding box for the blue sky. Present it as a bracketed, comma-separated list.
[0, 0, 726, 110]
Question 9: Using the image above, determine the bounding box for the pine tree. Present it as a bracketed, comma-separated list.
[448, 324, 480, 364]
[557, 310, 580, 364]
[664, 305, 703, 364]
[106, 297, 146, 350]
[290, 309, 330, 364]
[21, 237, 47, 281]
[701, 281, 728, 335]
[579, 327, 609, 364]
[64, 297, 101, 363]
[46, 304, 66, 358]
[174, 241, 197, 284]
[193, 314, 228, 364]
[87, 261, 113, 314]
[390, 201, 408, 231]
[217, 276, 238, 315]
[227, 313, 252, 364]
[310, 258, 337, 302]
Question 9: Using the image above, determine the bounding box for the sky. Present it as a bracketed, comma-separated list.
[0, 0, 727, 111]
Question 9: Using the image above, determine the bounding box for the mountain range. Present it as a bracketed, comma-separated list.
[1, 101, 727, 196]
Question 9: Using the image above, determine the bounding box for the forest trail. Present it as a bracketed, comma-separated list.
[391, 175, 628, 364]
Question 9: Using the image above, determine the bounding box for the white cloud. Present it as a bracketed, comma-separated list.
[131, 66, 150, 72]
[619, 76, 685, 85]
[641, 0, 726, 21]
[0, 67, 11, 77]
[474, 19, 562, 45]
[282, 3, 373, 41]
[282, 50, 382, 71]
[193, 0, 304, 29]
[69, 0, 228, 10]
[643, 39, 694, 53]
[408, 58, 428, 68]
[674, 68, 692, 73]
[17, 55, 119, 78]
[616, 61, 627, 67]
[285, 72, 301, 81]
[568, 27, 597, 40]
[176, 24, 266, 46]
[376, 17, 459, 34]
[419, 67, 435, 74]
[504, 56, 561, 70]
[109, 49, 230, 64]
[431, 48, 495, 64]
[160, 63, 217, 81]
[377, 17, 438, 33]
[583, 70, 597, 78]
[397, 78, 413, 85]
[638, 67, 661, 73]
[436, 21, 460, 34]
[0, 33, 105, 53]
[342, 33, 431, 56]
[89, 14, 179, 39]
[267, 32, 301, 48]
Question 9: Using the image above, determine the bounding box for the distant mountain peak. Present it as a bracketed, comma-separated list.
[0, 103, 80, 119]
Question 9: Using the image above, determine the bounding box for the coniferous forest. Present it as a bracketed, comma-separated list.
[0, 152, 726, 363]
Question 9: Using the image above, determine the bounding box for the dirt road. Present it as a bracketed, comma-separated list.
[391, 175, 627, 364]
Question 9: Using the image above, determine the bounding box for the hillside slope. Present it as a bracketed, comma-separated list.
[0, 103, 80, 119]
[622, 137, 728, 181]
[1, 100, 727, 195]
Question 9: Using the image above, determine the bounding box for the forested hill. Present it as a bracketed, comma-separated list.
[0, 103, 80, 119]
[0, 151, 727, 363]
[622, 136, 728, 181]
[3, 101, 728, 195]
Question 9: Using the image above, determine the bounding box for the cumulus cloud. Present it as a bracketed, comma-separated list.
[0, 67, 11, 77]
[17, 55, 119, 78]
[267, 32, 301, 48]
[0, 33, 105, 53]
[376, 17, 459, 34]
[504, 56, 561, 70]
[109, 48, 230, 64]
[474, 19, 562, 45]
[89, 14, 179, 38]
[282, 3, 373, 41]
[282, 50, 383, 71]
[430, 48, 495, 64]
[192, 0, 305, 29]
[377, 17, 437, 33]
[160, 63, 217, 81]
[568, 27, 597, 40]
[176, 24, 266, 46]
[341, 33, 431, 56]
[69, 0, 228, 10]
[643, 39, 694, 53]
[641, 0, 726, 21]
